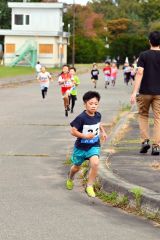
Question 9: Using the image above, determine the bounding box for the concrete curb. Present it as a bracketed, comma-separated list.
[99, 107, 160, 213]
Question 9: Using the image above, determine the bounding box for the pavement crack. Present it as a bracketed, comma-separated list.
[0, 153, 50, 157]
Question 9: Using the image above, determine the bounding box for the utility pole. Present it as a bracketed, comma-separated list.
[72, 0, 75, 67]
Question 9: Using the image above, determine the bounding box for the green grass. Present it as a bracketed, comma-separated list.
[0, 66, 35, 78]
[0, 63, 92, 79]
[0, 65, 60, 79]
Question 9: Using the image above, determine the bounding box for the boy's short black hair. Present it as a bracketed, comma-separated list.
[105, 61, 110, 65]
[70, 66, 76, 72]
[149, 31, 160, 47]
[83, 91, 101, 103]
[62, 64, 70, 69]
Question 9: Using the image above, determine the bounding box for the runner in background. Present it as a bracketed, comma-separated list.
[58, 65, 73, 117]
[69, 67, 80, 113]
[111, 62, 118, 87]
[35, 61, 42, 76]
[91, 63, 99, 89]
[37, 66, 52, 99]
[103, 61, 111, 89]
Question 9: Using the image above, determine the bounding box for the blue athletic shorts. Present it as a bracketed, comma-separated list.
[71, 146, 100, 166]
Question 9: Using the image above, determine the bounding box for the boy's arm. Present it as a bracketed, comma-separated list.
[71, 127, 94, 139]
[49, 76, 54, 82]
[100, 123, 107, 142]
[75, 76, 80, 86]
[58, 75, 64, 85]
[130, 67, 144, 104]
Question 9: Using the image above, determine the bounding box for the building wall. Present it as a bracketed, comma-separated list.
[11, 8, 63, 32]
[4, 35, 67, 67]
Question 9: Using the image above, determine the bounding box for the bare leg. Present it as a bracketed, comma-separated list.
[68, 165, 80, 179]
[87, 156, 99, 185]
[63, 95, 69, 109]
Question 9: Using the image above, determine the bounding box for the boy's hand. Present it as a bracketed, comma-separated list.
[130, 92, 136, 105]
[85, 133, 95, 139]
[101, 132, 107, 142]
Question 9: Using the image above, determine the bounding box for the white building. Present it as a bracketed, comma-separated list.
[0, 2, 69, 67]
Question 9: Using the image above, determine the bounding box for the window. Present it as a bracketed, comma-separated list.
[25, 15, 30, 25]
[5, 44, 15, 54]
[14, 15, 23, 25]
[39, 44, 53, 54]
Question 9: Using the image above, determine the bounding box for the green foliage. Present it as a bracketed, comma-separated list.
[0, 0, 12, 29]
[97, 191, 118, 204]
[140, 0, 160, 26]
[116, 195, 129, 208]
[68, 35, 106, 63]
[120, 103, 131, 112]
[108, 34, 149, 63]
[130, 187, 143, 209]
[1, 0, 160, 64]
[148, 21, 160, 32]
[0, 0, 41, 29]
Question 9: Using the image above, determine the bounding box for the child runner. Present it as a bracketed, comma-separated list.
[69, 67, 80, 113]
[123, 62, 131, 85]
[37, 66, 52, 99]
[111, 62, 118, 86]
[35, 61, 41, 76]
[66, 91, 107, 198]
[91, 63, 99, 88]
[58, 65, 73, 117]
[103, 61, 111, 88]
[130, 64, 136, 85]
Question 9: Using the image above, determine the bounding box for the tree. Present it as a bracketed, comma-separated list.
[148, 21, 160, 32]
[139, 0, 160, 26]
[67, 35, 106, 63]
[64, 4, 107, 63]
[0, 0, 41, 29]
[108, 34, 149, 63]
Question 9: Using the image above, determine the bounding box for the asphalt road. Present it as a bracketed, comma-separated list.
[0, 70, 159, 239]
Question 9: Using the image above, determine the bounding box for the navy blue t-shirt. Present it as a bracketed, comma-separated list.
[70, 111, 101, 150]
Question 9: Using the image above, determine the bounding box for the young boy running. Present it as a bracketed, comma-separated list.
[37, 66, 52, 99]
[66, 91, 107, 198]
[103, 61, 111, 88]
[69, 67, 80, 113]
[58, 65, 73, 117]
[91, 63, 99, 88]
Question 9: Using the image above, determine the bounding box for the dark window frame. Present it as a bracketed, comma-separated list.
[25, 15, 30, 25]
[14, 14, 23, 25]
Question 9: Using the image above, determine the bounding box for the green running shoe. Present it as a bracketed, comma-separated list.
[86, 186, 96, 198]
[66, 179, 74, 190]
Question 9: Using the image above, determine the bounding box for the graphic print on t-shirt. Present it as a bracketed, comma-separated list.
[81, 123, 100, 144]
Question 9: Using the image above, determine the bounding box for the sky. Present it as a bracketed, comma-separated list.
[58, 0, 90, 5]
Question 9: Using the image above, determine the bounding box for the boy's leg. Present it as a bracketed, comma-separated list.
[88, 155, 99, 186]
[105, 80, 107, 88]
[66, 165, 81, 190]
[136, 94, 152, 153]
[71, 95, 76, 112]
[44, 87, 48, 96]
[151, 96, 160, 146]
[66, 147, 84, 190]
[137, 95, 152, 142]
[64, 93, 70, 109]
[41, 89, 45, 98]
[69, 165, 81, 179]
[86, 155, 99, 197]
